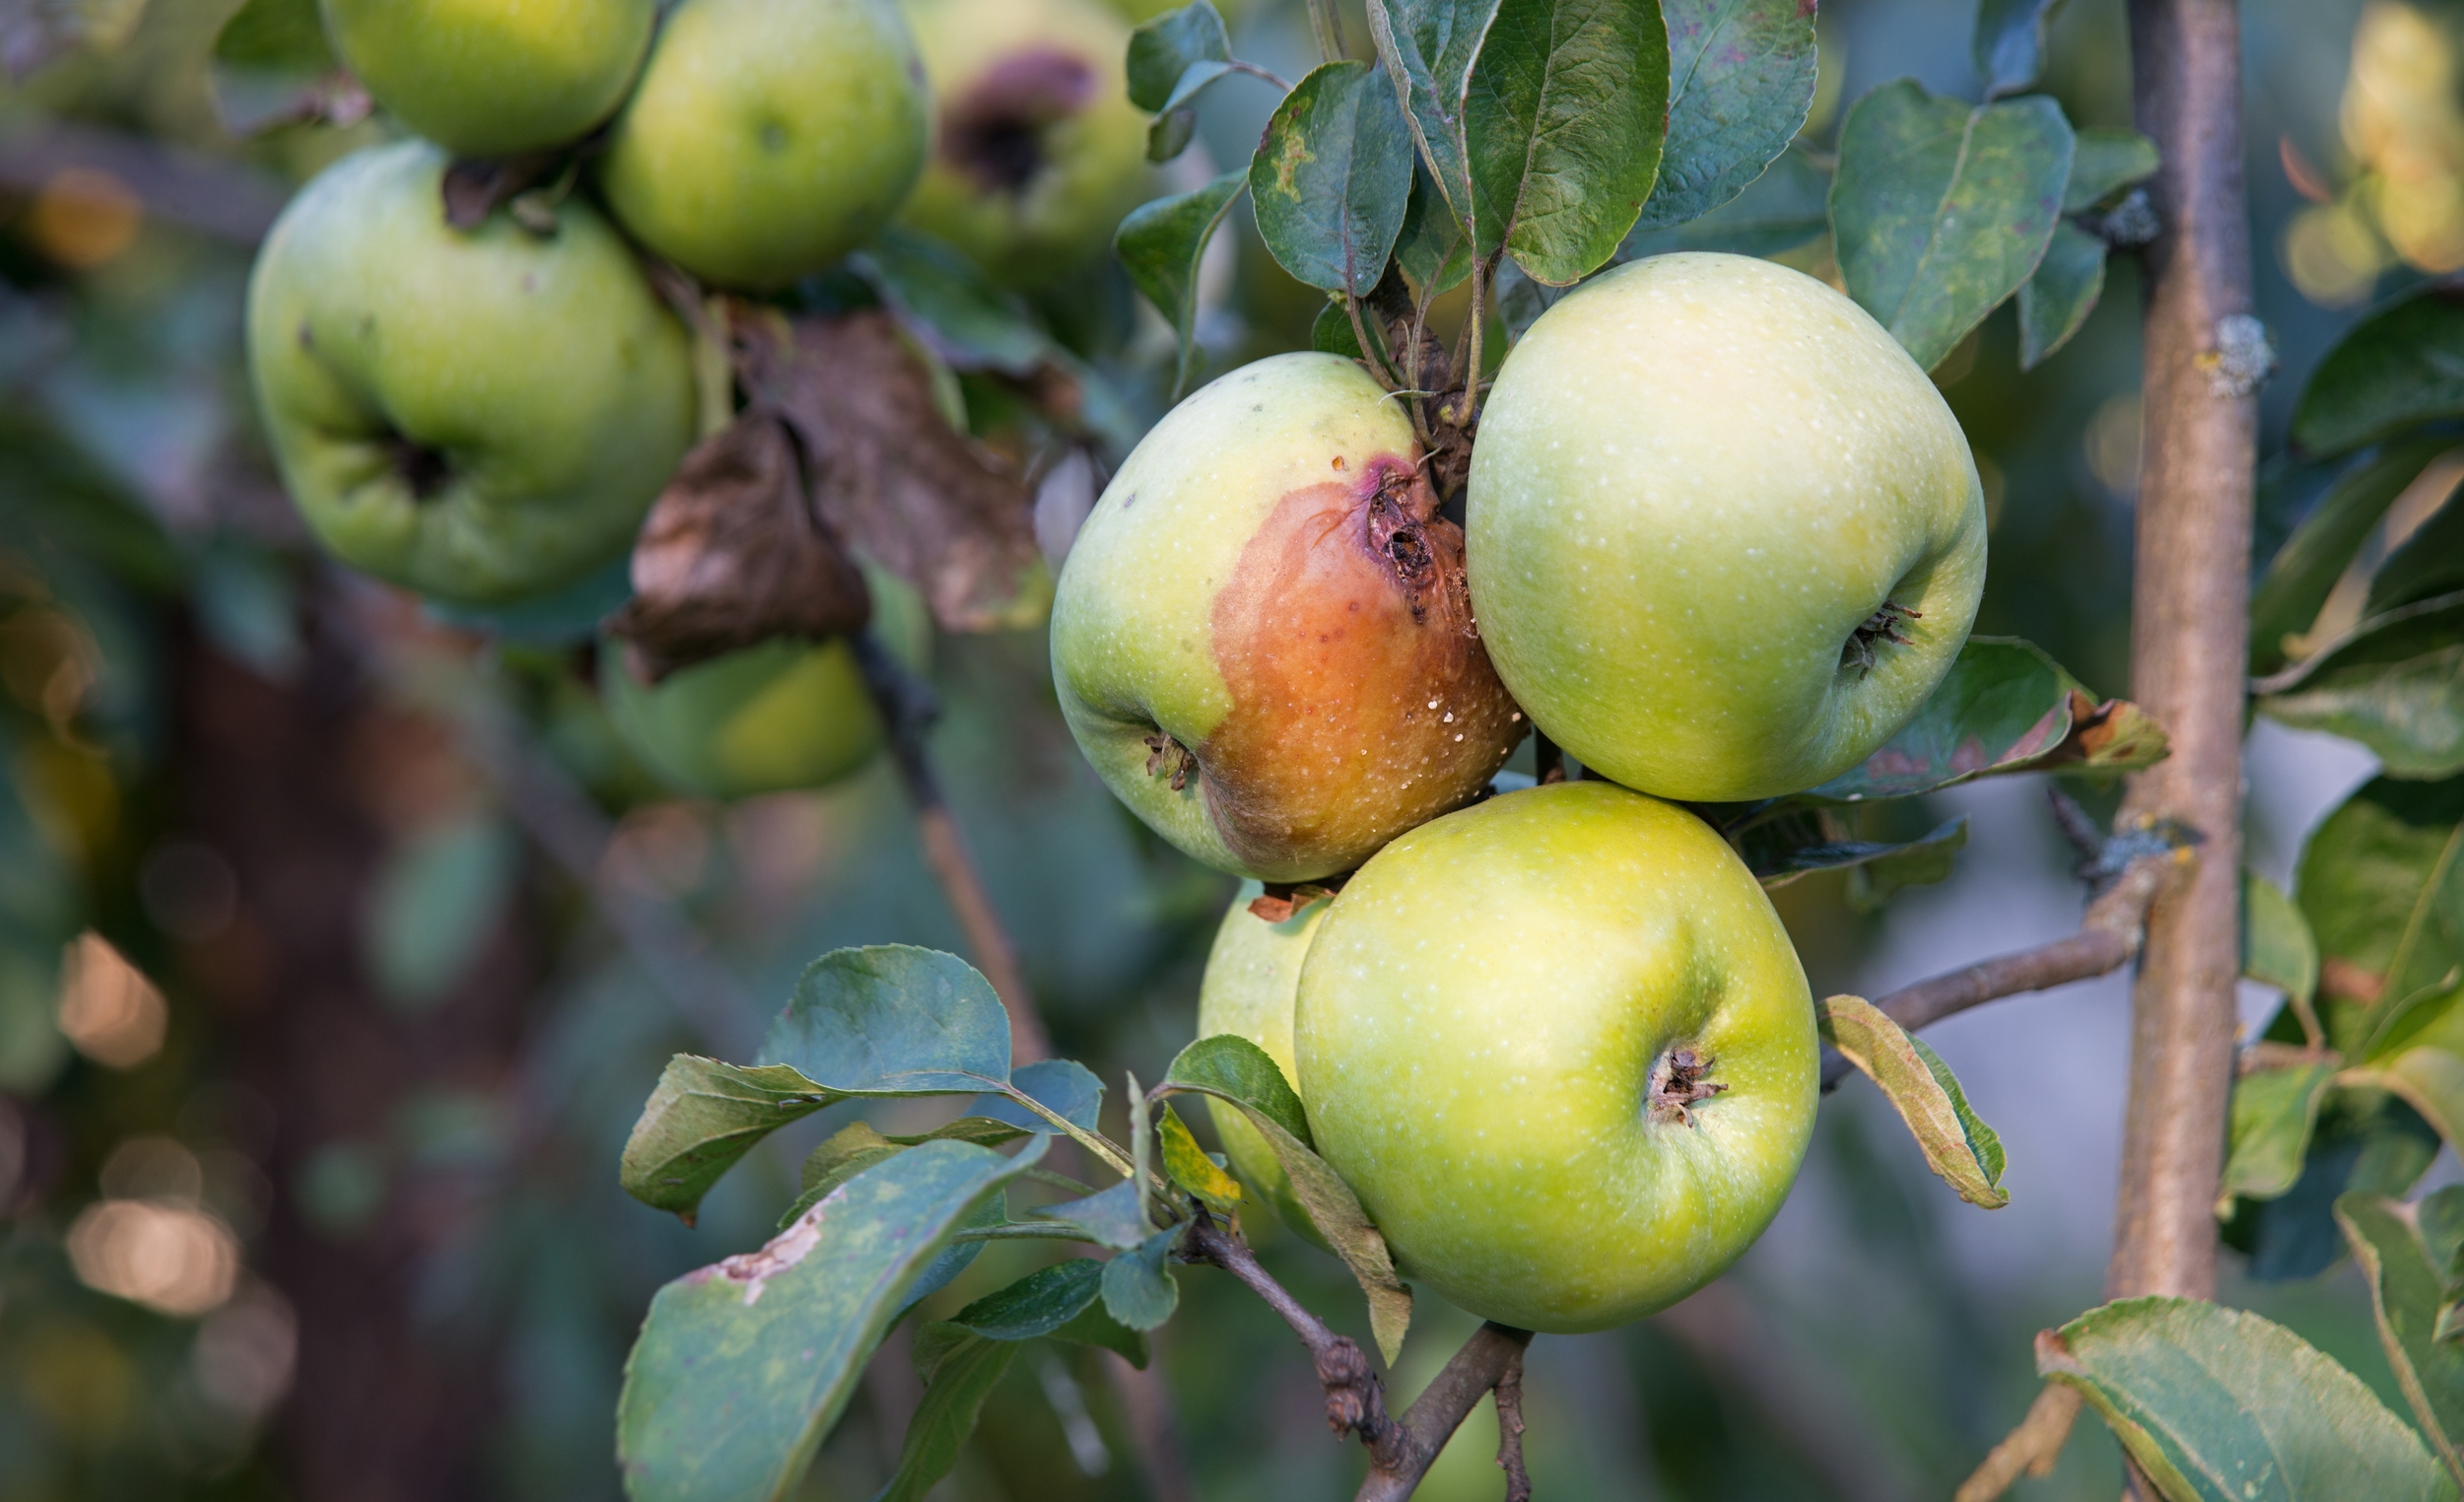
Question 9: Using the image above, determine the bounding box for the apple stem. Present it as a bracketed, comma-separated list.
[1305, 0, 1347, 65]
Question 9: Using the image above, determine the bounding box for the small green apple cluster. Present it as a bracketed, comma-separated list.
[1070, 250, 1988, 1333]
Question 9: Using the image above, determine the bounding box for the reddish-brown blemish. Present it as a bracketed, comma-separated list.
[1193, 450, 1523, 872]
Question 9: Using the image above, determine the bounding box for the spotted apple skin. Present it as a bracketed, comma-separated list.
[1295, 782, 1818, 1334]
[1051, 353, 1523, 883]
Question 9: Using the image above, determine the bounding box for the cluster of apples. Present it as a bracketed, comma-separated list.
[244, 0, 1157, 798]
[1054, 253, 1990, 1332]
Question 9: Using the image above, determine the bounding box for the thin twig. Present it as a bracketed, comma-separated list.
[1955, 1384, 2085, 1502]
[1493, 1347, 1531, 1502]
[1354, 1325, 1535, 1502]
[853, 635, 1053, 1062]
[1345, 293, 1403, 393]
[1449, 255, 1492, 428]
[1821, 853, 2175, 1089]
[1226, 60, 1296, 92]
[1180, 1211, 1403, 1461]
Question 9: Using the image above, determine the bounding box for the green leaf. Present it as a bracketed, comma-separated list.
[2376, 492, 2464, 616]
[2225, 1092, 2442, 1281]
[1116, 171, 1248, 399]
[2220, 1062, 2337, 1203]
[855, 229, 1053, 377]
[1631, 0, 1819, 232]
[1745, 814, 1967, 899]
[1621, 144, 1832, 262]
[2244, 870, 2323, 1046]
[1159, 1035, 1413, 1362]
[2340, 1194, 2464, 1487]
[1100, 1228, 1183, 1331]
[1251, 60, 1415, 297]
[1831, 80, 2075, 372]
[2064, 128, 2161, 212]
[365, 816, 515, 1009]
[875, 1333, 1016, 1502]
[2423, 1185, 2464, 1279]
[1366, 0, 1503, 240]
[1029, 1180, 1154, 1251]
[1818, 995, 2009, 1208]
[1805, 637, 2167, 804]
[913, 1259, 1147, 1373]
[2251, 440, 2452, 675]
[1467, 0, 1671, 283]
[1395, 157, 1475, 298]
[1127, 2, 1230, 111]
[977, 1058, 1106, 1134]
[2018, 220, 2106, 371]
[1158, 1103, 1244, 1214]
[2039, 1296, 2454, 1502]
[2293, 282, 2464, 459]
[1147, 106, 1199, 164]
[756, 946, 1013, 1094]
[616, 1136, 1048, 1502]
[2296, 777, 2464, 1056]
[620, 1057, 844, 1220]
[210, 0, 349, 136]
[783, 1123, 908, 1229]
[1974, 0, 2067, 100]
[2258, 592, 2464, 781]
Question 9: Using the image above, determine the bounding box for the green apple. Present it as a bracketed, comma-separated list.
[246, 141, 695, 606]
[598, 0, 930, 289]
[1196, 881, 1330, 1244]
[898, 0, 1151, 287]
[1293, 780, 1816, 1333]
[599, 572, 930, 801]
[1050, 352, 1525, 883]
[318, 0, 654, 158]
[1467, 251, 1987, 801]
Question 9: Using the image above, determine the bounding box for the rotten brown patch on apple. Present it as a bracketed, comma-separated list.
[1187, 451, 1524, 874]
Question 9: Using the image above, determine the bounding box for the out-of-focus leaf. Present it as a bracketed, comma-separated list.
[1806, 638, 2166, 804]
[208, 0, 366, 135]
[1116, 171, 1247, 398]
[876, 1333, 1016, 1502]
[2293, 280, 2464, 459]
[1029, 1179, 1153, 1251]
[2064, 128, 2160, 212]
[2339, 1193, 2464, 1486]
[1466, 0, 1670, 283]
[1494, 257, 1569, 340]
[2251, 440, 2453, 674]
[757, 946, 1014, 1093]
[2220, 1062, 2336, 1203]
[1831, 80, 2074, 371]
[2423, 1185, 2464, 1279]
[1622, 145, 1833, 260]
[2036, 1296, 2453, 1502]
[1100, 1228, 1183, 1331]
[616, 1136, 1046, 1502]
[1367, 0, 1502, 238]
[1252, 61, 1415, 296]
[2244, 870, 2323, 1046]
[1745, 812, 1966, 895]
[1973, 0, 2067, 99]
[1126, 1, 1230, 110]
[365, 816, 515, 1011]
[855, 229, 1053, 377]
[1631, 0, 1817, 232]
[426, 551, 635, 649]
[2257, 591, 2464, 781]
[2225, 1092, 2442, 1280]
[1160, 1034, 1411, 1361]
[2296, 777, 2464, 1056]
[2375, 494, 2464, 616]
[2018, 220, 2106, 371]
[1817, 994, 2009, 1208]
[1158, 1102, 1243, 1214]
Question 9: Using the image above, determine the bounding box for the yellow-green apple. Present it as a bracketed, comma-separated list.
[246, 141, 695, 605]
[1196, 881, 1330, 1242]
[598, 0, 929, 289]
[1105, 0, 1248, 22]
[1293, 780, 1817, 1332]
[318, 0, 654, 157]
[898, 0, 1151, 287]
[1050, 352, 1524, 882]
[1467, 252, 1987, 801]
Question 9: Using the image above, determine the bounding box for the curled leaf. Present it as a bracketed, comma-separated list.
[1818, 994, 2009, 1208]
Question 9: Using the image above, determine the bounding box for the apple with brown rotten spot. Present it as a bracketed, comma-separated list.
[1049, 352, 1524, 884]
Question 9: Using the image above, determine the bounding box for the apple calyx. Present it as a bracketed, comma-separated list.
[1645, 1044, 1729, 1127]
[388, 434, 451, 500]
[943, 48, 1094, 193]
[1841, 600, 1924, 676]
[1144, 732, 1197, 791]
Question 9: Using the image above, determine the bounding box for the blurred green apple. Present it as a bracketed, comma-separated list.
[319, 0, 654, 157]
[599, 0, 930, 289]
[899, 0, 1151, 287]
[1294, 780, 1817, 1333]
[1050, 352, 1524, 883]
[246, 141, 695, 605]
[1468, 252, 1987, 802]
[1196, 881, 1329, 1244]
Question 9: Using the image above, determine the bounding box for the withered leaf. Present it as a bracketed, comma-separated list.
[606, 413, 872, 681]
[740, 310, 1043, 634]
[1249, 879, 1344, 923]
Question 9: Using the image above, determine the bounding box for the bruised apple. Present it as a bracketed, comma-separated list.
[1195, 882, 1329, 1242]
[1293, 781, 1818, 1333]
[1049, 353, 1524, 883]
[1468, 252, 1987, 801]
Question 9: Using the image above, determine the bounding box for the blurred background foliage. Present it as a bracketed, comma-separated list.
[0, 0, 2447, 1498]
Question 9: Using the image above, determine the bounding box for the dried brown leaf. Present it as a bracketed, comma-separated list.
[1249, 878, 1344, 923]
